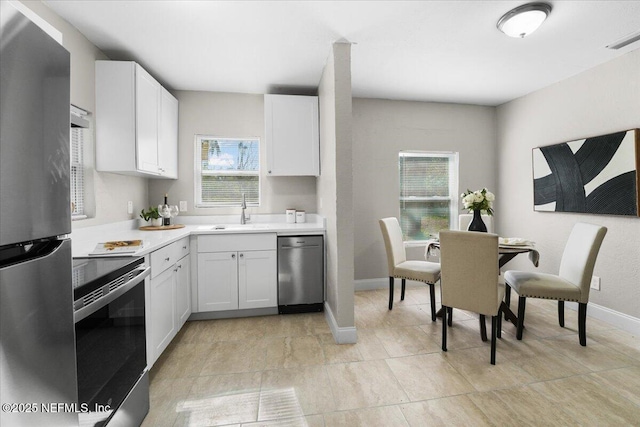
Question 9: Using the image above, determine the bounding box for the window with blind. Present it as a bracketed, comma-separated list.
[195, 136, 260, 207]
[70, 126, 86, 219]
[399, 151, 458, 241]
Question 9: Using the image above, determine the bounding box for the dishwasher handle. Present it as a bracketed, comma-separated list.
[280, 244, 321, 249]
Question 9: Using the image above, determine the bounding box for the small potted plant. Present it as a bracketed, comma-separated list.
[140, 206, 162, 227]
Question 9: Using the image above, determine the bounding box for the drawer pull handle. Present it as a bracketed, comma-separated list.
[183, 246, 187, 249]
[165, 257, 170, 262]
[239, 253, 244, 258]
[231, 254, 236, 259]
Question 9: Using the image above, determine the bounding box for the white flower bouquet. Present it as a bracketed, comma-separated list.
[461, 188, 495, 215]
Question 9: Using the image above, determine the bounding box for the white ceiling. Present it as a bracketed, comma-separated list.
[44, 0, 640, 106]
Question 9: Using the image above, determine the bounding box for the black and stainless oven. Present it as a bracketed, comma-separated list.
[73, 256, 150, 427]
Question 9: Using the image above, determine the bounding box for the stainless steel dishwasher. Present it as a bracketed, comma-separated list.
[278, 235, 324, 314]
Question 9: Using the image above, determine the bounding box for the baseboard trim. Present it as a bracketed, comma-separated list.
[324, 302, 357, 344]
[354, 278, 387, 291]
[565, 301, 640, 336]
[354, 277, 424, 291]
[189, 307, 278, 320]
[357, 279, 640, 336]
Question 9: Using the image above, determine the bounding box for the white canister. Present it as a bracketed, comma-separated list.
[296, 210, 306, 223]
[286, 209, 296, 223]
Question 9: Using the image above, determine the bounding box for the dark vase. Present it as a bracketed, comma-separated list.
[468, 209, 487, 232]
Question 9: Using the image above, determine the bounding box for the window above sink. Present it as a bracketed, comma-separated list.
[195, 136, 260, 208]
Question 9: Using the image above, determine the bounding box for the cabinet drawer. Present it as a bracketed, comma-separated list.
[150, 244, 174, 278]
[150, 237, 190, 278]
[198, 233, 276, 253]
[173, 237, 190, 260]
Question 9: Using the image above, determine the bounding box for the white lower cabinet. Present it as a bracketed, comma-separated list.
[149, 266, 176, 361]
[147, 237, 190, 367]
[238, 250, 277, 309]
[196, 233, 277, 312]
[175, 255, 191, 328]
[197, 252, 239, 311]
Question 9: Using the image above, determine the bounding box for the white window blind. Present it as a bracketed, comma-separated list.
[399, 151, 458, 240]
[70, 125, 85, 218]
[195, 136, 260, 207]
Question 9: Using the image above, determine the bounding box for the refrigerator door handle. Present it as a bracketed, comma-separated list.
[0, 239, 65, 269]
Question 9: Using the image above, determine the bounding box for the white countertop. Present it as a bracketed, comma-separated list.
[71, 214, 325, 258]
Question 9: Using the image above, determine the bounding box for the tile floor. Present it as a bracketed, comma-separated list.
[142, 286, 640, 426]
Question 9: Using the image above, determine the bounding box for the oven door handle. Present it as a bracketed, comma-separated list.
[74, 266, 150, 323]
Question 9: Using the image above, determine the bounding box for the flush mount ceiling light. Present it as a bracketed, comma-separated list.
[497, 2, 552, 38]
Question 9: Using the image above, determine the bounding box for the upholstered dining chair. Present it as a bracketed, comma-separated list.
[439, 230, 503, 364]
[459, 213, 494, 233]
[379, 217, 441, 321]
[504, 222, 607, 346]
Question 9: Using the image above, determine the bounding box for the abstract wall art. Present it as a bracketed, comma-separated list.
[533, 129, 640, 217]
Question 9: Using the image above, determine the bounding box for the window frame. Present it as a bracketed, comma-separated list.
[194, 135, 261, 208]
[70, 106, 89, 221]
[398, 151, 459, 242]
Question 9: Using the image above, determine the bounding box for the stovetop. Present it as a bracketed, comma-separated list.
[72, 256, 144, 300]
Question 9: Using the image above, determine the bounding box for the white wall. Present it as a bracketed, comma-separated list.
[353, 99, 497, 281]
[148, 91, 317, 215]
[318, 43, 355, 335]
[496, 49, 640, 318]
[23, 1, 148, 229]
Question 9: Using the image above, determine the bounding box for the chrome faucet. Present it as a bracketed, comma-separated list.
[240, 193, 247, 224]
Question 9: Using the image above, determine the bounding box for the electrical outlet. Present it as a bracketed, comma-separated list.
[127, 201, 133, 214]
[179, 201, 187, 212]
[590, 275, 601, 291]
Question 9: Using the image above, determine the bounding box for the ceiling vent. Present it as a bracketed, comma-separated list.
[606, 30, 640, 50]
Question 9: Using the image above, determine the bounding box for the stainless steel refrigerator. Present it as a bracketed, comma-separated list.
[1, 2, 78, 426]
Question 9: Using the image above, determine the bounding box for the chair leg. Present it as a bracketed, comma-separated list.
[491, 315, 497, 365]
[558, 301, 565, 327]
[388, 277, 394, 310]
[579, 303, 587, 346]
[442, 305, 448, 351]
[504, 285, 511, 320]
[479, 314, 488, 342]
[497, 306, 503, 339]
[516, 296, 526, 340]
[447, 307, 453, 327]
[401, 278, 406, 301]
[429, 283, 436, 322]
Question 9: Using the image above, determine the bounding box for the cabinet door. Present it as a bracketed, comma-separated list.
[95, 61, 137, 173]
[238, 250, 277, 309]
[175, 255, 191, 328]
[197, 252, 238, 311]
[265, 94, 319, 176]
[158, 87, 178, 178]
[135, 64, 160, 174]
[149, 266, 176, 363]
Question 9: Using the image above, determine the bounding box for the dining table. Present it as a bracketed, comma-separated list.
[425, 238, 539, 341]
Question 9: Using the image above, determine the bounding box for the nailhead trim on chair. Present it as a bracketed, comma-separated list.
[394, 274, 439, 285]
[517, 293, 579, 302]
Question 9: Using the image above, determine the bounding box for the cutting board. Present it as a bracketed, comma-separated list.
[139, 224, 185, 231]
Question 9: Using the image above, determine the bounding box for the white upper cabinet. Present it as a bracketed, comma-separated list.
[135, 66, 160, 174]
[264, 94, 319, 176]
[158, 87, 179, 178]
[95, 61, 178, 179]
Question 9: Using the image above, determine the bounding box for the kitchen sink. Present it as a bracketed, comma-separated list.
[197, 224, 271, 231]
